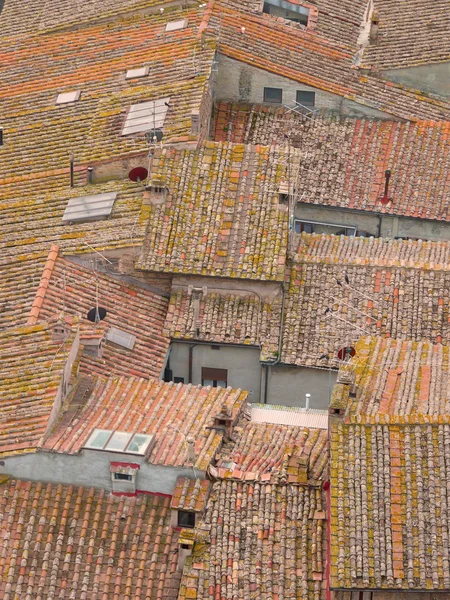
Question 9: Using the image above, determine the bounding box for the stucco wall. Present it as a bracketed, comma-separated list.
[1, 450, 201, 495]
[216, 54, 395, 119]
[168, 342, 262, 401]
[384, 61, 450, 99]
[265, 365, 337, 409]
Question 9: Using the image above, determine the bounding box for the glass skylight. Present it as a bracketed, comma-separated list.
[84, 429, 153, 455]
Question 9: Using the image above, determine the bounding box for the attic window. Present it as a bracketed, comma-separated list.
[126, 66, 150, 79]
[165, 19, 188, 32]
[296, 90, 315, 108]
[84, 429, 154, 455]
[106, 327, 136, 350]
[114, 472, 133, 481]
[263, 0, 309, 25]
[295, 219, 356, 237]
[178, 511, 196, 528]
[62, 191, 117, 224]
[264, 87, 282, 104]
[56, 91, 81, 104]
[122, 97, 170, 136]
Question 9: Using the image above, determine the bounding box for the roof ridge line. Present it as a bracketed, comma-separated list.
[27, 245, 59, 326]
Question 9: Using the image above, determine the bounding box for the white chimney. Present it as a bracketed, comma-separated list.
[305, 393, 311, 410]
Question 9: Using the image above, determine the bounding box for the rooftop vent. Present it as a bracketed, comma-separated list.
[56, 91, 81, 104]
[106, 326, 136, 350]
[122, 98, 170, 136]
[165, 19, 188, 32]
[126, 66, 150, 80]
[62, 191, 117, 223]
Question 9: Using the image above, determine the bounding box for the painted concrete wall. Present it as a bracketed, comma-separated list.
[296, 203, 450, 242]
[265, 365, 338, 409]
[168, 342, 262, 401]
[1, 449, 201, 495]
[384, 61, 450, 99]
[216, 54, 395, 119]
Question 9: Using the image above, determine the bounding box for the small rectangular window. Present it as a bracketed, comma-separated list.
[178, 511, 196, 528]
[114, 472, 133, 481]
[202, 367, 227, 388]
[263, 87, 283, 104]
[263, 0, 309, 25]
[174, 377, 185, 383]
[296, 91, 315, 107]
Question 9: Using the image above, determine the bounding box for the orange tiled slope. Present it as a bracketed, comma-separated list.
[164, 288, 281, 360]
[137, 141, 288, 280]
[0, 6, 214, 181]
[211, 4, 450, 122]
[214, 103, 450, 221]
[0, 478, 181, 599]
[282, 233, 450, 368]
[43, 378, 248, 471]
[33, 247, 170, 379]
[0, 322, 73, 457]
[362, 0, 450, 71]
[171, 477, 210, 511]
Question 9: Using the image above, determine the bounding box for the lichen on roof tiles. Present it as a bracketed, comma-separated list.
[164, 288, 281, 360]
[171, 477, 210, 512]
[43, 377, 248, 470]
[137, 141, 288, 280]
[0, 477, 181, 599]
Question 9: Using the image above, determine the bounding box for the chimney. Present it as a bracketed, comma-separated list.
[191, 109, 200, 135]
[305, 393, 311, 410]
[380, 169, 392, 204]
[369, 15, 379, 44]
[87, 166, 94, 185]
[177, 531, 195, 572]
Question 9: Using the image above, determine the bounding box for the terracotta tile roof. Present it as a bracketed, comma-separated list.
[0, 6, 214, 178]
[179, 480, 327, 600]
[362, 0, 450, 71]
[335, 336, 450, 420]
[171, 477, 210, 512]
[215, 421, 327, 484]
[0, 322, 74, 457]
[0, 477, 181, 599]
[137, 141, 288, 280]
[212, 5, 450, 121]
[31, 247, 170, 379]
[330, 422, 450, 589]
[215, 105, 450, 221]
[0, 180, 147, 262]
[282, 233, 450, 368]
[43, 377, 248, 470]
[164, 288, 281, 360]
[0, 257, 46, 331]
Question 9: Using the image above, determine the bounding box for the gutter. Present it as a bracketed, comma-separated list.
[260, 283, 286, 403]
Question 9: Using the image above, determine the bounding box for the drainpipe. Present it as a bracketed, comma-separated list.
[188, 344, 198, 384]
[260, 283, 286, 404]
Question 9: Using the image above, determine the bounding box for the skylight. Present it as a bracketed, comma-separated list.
[126, 66, 150, 80]
[56, 91, 81, 104]
[106, 327, 136, 350]
[62, 191, 117, 223]
[84, 429, 154, 455]
[165, 19, 188, 32]
[121, 97, 170, 136]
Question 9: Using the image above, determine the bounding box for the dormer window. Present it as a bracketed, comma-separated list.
[177, 510, 196, 528]
[262, 0, 309, 25]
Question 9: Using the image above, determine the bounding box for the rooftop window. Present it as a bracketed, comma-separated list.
[106, 327, 136, 350]
[56, 91, 81, 104]
[126, 66, 150, 80]
[296, 90, 315, 108]
[295, 219, 356, 237]
[62, 191, 117, 224]
[263, 0, 309, 25]
[165, 19, 188, 32]
[84, 429, 154, 455]
[121, 97, 170, 136]
[178, 510, 196, 528]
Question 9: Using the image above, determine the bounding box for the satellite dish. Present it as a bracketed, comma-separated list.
[128, 166, 148, 182]
[337, 346, 356, 361]
[87, 307, 107, 323]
